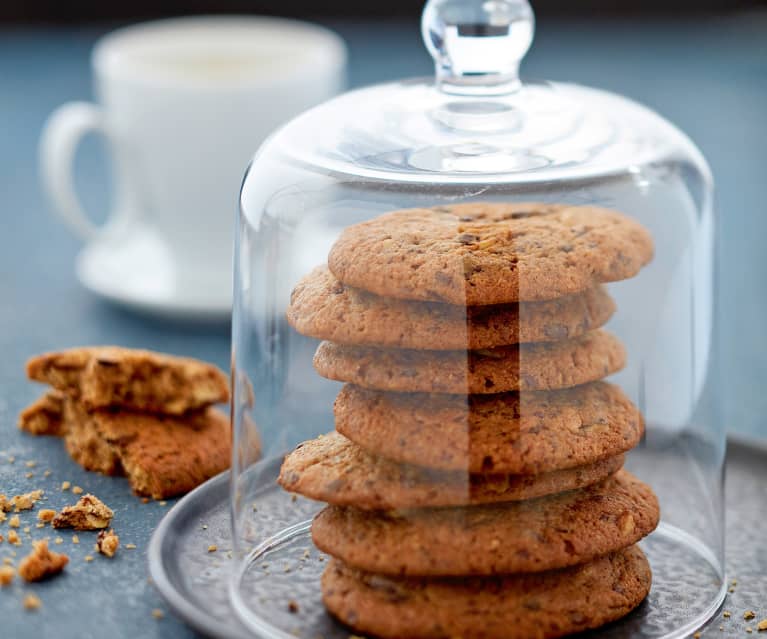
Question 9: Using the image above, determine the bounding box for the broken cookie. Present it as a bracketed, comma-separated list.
[27, 346, 229, 415]
[18, 390, 66, 436]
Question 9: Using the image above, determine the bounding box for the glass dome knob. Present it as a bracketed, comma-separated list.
[422, 0, 535, 95]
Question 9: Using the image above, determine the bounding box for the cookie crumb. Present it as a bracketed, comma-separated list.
[746, 612, 757, 621]
[97, 529, 119, 558]
[141, 498, 150, 504]
[72, 486, 83, 495]
[54, 537, 63, 545]
[10, 490, 43, 512]
[35, 523, 45, 529]
[152, 609, 164, 620]
[61, 481, 71, 491]
[23, 593, 41, 610]
[288, 599, 299, 613]
[25, 461, 36, 468]
[747, 629, 753, 634]
[43, 470, 51, 478]
[84, 555, 94, 562]
[2, 558, 13, 566]
[207, 545, 217, 553]
[25, 472, 34, 479]
[0, 511, 6, 523]
[38, 509, 56, 523]
[291, 494, 297, 502]
[724, 611, 732, 618]
[72, 535, 79, 544]
[23, 526, 31, 534]
[18, 540, 69, 582]
[693, 633, 701, 639]
[8, 530, 21, 546]
[158, 501, 167, 506]
[0, 566, 14, 586]
[9, 515, 20, 528]
[125, 543, 136, 550]
[53, 494, 113, 530]
[757, 620, 767, 632]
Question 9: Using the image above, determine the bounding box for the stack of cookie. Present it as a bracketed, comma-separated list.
[280, 203, 658, 639]
[19, 347, 232, 499]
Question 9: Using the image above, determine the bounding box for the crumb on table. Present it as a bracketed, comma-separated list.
[18, 539, 69, 582]
[52, 494, 113, 530]
[38, 509, 56, 523]
[97, 529, 120, 558]
[23, 593, 41, 610]
[0, 565, 14, 586]
[10, 490, 44, 512]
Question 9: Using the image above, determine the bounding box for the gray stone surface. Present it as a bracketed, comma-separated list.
[1, 13, 766, 639]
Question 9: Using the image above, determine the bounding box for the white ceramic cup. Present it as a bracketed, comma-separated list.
[40, 16, 346, 300]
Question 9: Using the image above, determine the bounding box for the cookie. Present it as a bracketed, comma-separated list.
[63, 408, 123, 476]
[18, 391, 65, 436]
[335, 381, 642, 474]
[279, 431, 624, 510]
[322, 546, 651, 639]
[287, 266, 615, 349]
[315, 329, 625, 394]
[312, 470, 659, 576]
[61, 399, 232, 499]
[328, 202, 654, 305]
[27, 346, 229, 414]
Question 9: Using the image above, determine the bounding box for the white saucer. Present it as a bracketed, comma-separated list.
[76, 224, 232, 322]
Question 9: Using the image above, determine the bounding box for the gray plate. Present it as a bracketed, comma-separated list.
[148, 437, 767, 639]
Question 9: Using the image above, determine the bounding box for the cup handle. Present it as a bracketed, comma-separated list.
[39, 102, 132, 242]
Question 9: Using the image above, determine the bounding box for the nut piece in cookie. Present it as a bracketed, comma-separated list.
[52, 494, 114, 530]
[97, 529, 120, 557]
[18, 540, 69, 582]
[18, 391, 66, 436]
[26, 346, 229, 414]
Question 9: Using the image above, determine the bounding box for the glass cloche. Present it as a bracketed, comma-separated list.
[230, 2, 723, 638]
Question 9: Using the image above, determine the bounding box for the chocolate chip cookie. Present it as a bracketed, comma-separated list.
[288, 266, 615, 349]
[334, 381, 642, 474]
[321, 546, 652, 639]
[314, 330, 625, 394]
[328, 202, 653, 305]
[279, 431, 624, 509]
[312, 470, 659, 576]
